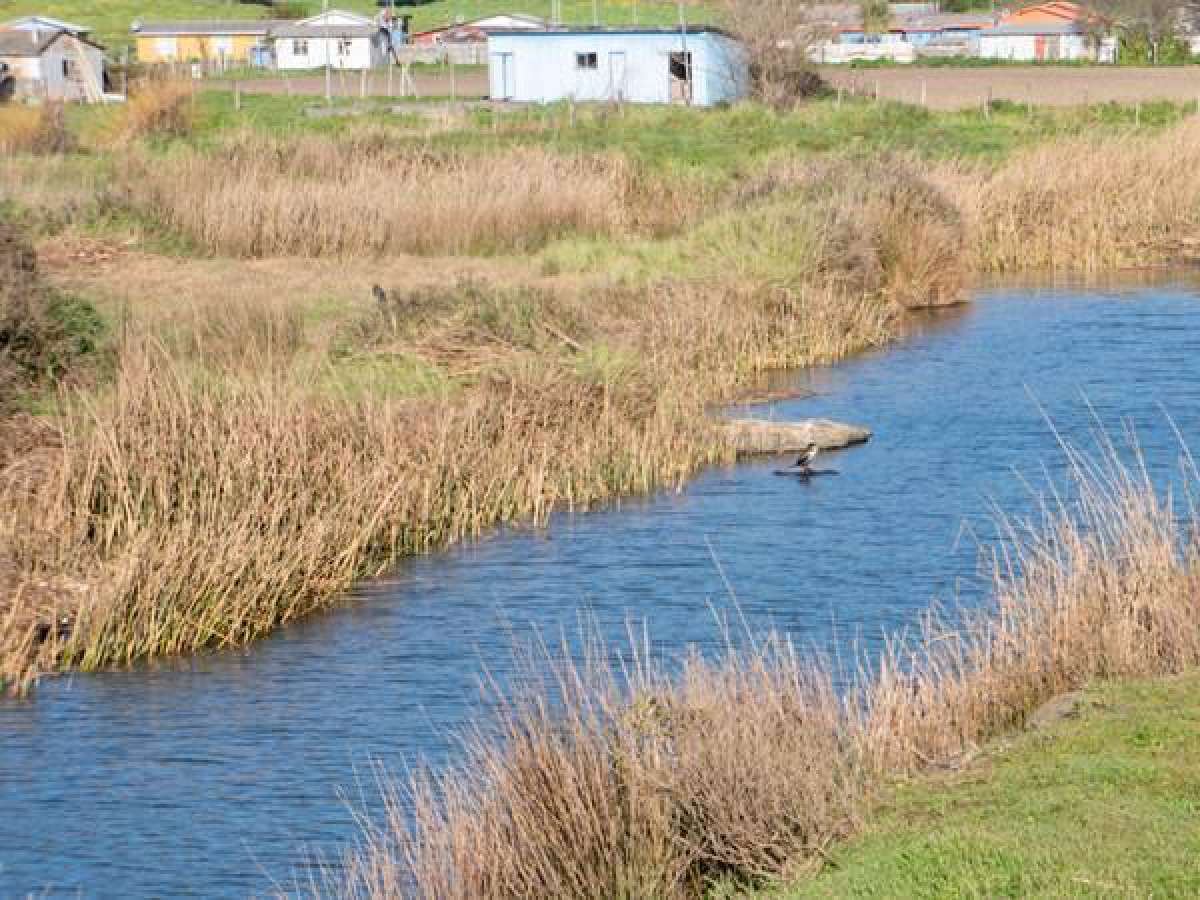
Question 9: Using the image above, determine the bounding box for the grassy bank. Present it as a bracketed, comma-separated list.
[3, 96, 1200, 699]
[782, 674, 1200, 898]
[337, 447, 1200, 898]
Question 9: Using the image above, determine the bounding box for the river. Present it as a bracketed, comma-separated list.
[2, 282, 1199, 897]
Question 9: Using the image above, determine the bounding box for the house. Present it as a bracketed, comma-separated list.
[270, 10, 390, 70]
[976, 2, 1115, 61]
[412, 13, 545, 46]
[0, 26, 106, 101]
[486, 26, 748, 106]
[131, 20, 281, 64]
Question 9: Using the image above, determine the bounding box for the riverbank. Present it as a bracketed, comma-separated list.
[4, 95, 1200, 695]
[780, 673, 1200, 898]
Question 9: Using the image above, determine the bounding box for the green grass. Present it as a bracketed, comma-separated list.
[774, 674, 1200, 899]
[170, 91, 1197, 170]
[0, 0, 705, 53]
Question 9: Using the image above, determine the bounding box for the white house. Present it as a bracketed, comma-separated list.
[271, 10, 389, 70]
[0, 27, 106, 101]
[486, 26, 748, 106]
[975, 22, 1115, 61]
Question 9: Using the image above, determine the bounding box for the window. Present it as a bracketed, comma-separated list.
[155, 36, 177, 58]
[62, 59, 75, 78]
[575, 52, 598, 69]
[293, 38, 308, 56]
[337, 38, 353, 56]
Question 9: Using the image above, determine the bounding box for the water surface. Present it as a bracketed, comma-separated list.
[3, 283, 1199, 897]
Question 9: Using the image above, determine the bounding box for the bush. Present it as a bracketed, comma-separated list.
[0, 224, 104, 408]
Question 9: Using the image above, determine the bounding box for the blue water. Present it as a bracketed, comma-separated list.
[2, 283, 1200, 897]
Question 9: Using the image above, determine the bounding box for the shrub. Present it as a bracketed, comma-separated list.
[0, 102, 72, 155]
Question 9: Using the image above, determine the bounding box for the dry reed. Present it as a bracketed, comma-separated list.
[102, 78, 194, 146]
[337, 441, 1200, 897]
[113, 135, 645, 257]
[941, 118, 1200, 272]
[0, 102, 71, 155]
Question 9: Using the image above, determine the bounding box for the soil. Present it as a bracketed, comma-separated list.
[820, 66, 1200, 110]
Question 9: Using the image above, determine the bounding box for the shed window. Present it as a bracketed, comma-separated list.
[338, 38, 353, 56]
[575, 52, 598, 69]
[293, 39, 309, 55]
[62, 59, 75, 78]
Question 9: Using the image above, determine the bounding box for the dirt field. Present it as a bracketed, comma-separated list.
[210, 69, 490, 101]
[820, 66, 1200, 110]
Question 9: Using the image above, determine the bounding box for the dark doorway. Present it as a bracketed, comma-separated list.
[668, 50, 692, 104]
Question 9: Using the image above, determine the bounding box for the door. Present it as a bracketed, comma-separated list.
[608, 51, 627, 102]
[490, 52, 515, 100]
[669, 51, 692, 105]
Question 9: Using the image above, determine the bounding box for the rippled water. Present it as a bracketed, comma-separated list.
[3, 283, 1200, 897]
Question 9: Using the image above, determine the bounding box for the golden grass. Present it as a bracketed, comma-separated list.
[941, 118, 1200, 273]
[337, 444, 1200, 897]
[112, 133, 681, 257]
[101, 79, 194, 146]
[0, 102, 71, 154]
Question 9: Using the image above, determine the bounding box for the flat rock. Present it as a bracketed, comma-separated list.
[1026, 690, 1085, 731]
[718, 418, 871, 457]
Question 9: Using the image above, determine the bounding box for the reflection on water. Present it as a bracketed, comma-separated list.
[2, 283, 1199, 897]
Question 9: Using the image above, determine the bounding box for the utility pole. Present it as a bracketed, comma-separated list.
[323, 0, 332, 105]
[592, 0, 599, 26]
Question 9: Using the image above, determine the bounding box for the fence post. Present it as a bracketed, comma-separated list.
[234, 79, 241, 111]
[920, 79, 927, 108]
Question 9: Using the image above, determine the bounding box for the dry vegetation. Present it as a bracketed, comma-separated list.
[338, 445, 1200, 898]
[3, 92, 1200, 896]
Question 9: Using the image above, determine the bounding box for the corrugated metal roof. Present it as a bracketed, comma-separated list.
[0, 28, 105, 57]
[132, 21, 284, 36]
[269, 24, 380, 38]
[980, 21, 1088, 35]
[5, 15, 91, 34]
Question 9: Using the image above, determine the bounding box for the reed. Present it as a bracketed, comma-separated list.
[101, 78, 194, 146]
[943, 118, 1200, 273]
[112, 134, 650, 257]
[337, 442, 1200, 898]
[0, 102, 71, 155]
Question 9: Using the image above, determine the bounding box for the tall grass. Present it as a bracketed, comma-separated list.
[337, 444, 1200, 897]
[0, 102, 71, 154]
[943, 118, 1200, 273]
[113, 134, 662, 257]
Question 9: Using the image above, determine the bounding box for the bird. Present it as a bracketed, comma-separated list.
[792, 442, 819, 473]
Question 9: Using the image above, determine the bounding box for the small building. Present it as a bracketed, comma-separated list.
[0, 26, 106, 102]
[270, 10, 389, 70]
[486, 26, 748, 106]
[131, 20, 280, 64]
[976, 1, 1115, 62]
[412, 13, 545, 46]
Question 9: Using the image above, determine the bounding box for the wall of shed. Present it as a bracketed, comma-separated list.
[977, 32, 1092, 60]
[486, 31, 747, 106]
[135, 34, 262, 63]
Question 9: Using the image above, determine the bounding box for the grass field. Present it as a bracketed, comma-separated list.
[0, 0, 702, 52]
[779, 675, 1200, 899]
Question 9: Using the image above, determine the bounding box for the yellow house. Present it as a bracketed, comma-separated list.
[131, 20, 279, 64]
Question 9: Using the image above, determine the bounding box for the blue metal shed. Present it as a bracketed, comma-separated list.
[485, 26, 748, 106]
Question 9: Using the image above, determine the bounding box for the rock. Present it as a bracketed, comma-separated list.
[1026, 691, 1085, 731]
[718, 418, 871, 457]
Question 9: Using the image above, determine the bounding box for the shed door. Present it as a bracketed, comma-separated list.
[490, 52, 515, 100]
[608, 51, 627, 101]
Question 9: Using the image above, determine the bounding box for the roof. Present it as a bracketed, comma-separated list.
[132, 20, 284, 36]
[4, 15, 90, 34]
[980, 21, 1089, 35]
[0, 28, 104, 57]
[269, 24, 380, 38]
[485, 24, 738, 38]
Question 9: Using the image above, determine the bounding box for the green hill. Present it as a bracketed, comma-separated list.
[0, 0, 703, 54]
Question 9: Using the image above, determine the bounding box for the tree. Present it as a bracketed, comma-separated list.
[713, 0, 830, 107]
